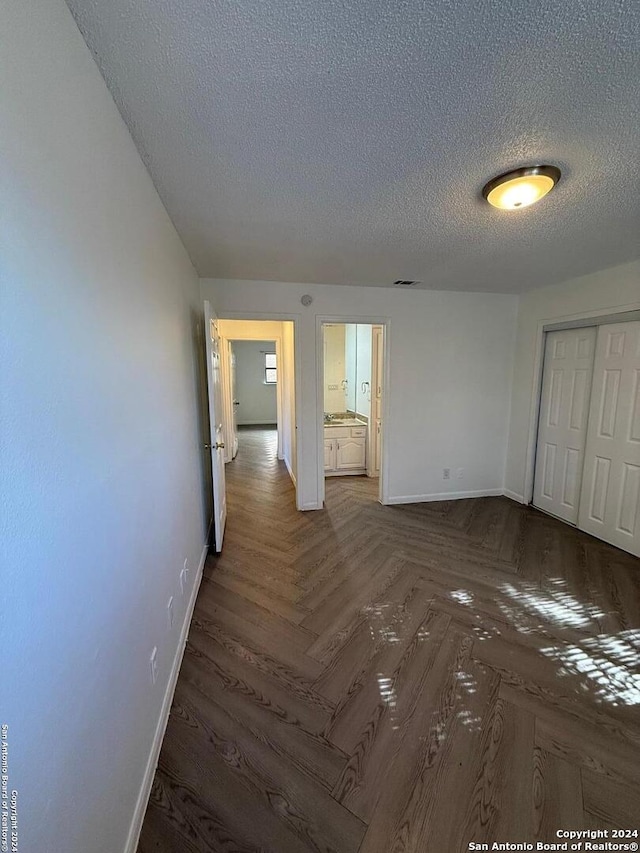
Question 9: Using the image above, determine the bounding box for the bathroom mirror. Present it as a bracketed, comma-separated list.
[323, 324, 372, 418]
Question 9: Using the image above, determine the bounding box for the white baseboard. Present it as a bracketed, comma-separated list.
[503, 489, 526, 504]
[123, 533, 209, 853]
[385, 488, 503, 505]
[284, 456, 297, 487]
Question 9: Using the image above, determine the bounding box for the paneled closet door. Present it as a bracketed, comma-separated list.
[578, 321, 640, 556]
[533, 328, 597, 523]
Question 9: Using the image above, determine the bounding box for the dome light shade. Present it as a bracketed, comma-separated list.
[482, 165, 561, 210]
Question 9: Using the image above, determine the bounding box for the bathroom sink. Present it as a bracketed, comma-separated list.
[325, 418, 364, 426]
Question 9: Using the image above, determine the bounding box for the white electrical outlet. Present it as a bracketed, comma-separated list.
[456, 468, 464, 479]
[149, 647, 158, 685]
[167, 596, 174, 629]
[443, 468, 451, 480]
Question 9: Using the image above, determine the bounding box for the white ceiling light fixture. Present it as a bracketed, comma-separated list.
[482, 165, 561, 210]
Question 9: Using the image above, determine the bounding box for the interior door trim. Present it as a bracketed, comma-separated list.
[543, 309, 640, 333]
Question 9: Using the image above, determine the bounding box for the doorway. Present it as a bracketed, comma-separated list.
[227, 339, 278, 453]
[532, 319, 640, 557]
[318, 318, 388, 507]
[217, 318, 299, 509]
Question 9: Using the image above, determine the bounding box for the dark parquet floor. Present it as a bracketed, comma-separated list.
[138, 427, 640, 853]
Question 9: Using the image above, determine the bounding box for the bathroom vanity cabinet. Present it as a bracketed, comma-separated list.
[324, 422, 367, 475]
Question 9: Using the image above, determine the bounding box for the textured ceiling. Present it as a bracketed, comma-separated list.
[66, 0, 640, 293]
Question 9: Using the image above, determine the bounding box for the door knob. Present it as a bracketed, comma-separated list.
[205, 442, 225, 450]
[215, 442, 225, 449]
[233, 400, 240, 406]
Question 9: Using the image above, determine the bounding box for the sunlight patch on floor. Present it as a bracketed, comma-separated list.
[541, 630, 640, 706]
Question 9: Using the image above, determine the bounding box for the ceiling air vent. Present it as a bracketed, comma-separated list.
[393, 279, 421, 287]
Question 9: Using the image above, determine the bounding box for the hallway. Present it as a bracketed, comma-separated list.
[138, 429, 640, 852]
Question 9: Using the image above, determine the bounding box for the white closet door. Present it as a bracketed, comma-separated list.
[578, 321, 640, 556]
[533, 328, 596, 523]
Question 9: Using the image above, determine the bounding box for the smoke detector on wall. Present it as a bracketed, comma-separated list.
[393, 279, 421, 287]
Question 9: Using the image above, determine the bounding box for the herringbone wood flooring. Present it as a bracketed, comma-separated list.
[138, 428, 640, 853]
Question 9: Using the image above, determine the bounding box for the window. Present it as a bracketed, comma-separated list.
[264, 352, 277, 384]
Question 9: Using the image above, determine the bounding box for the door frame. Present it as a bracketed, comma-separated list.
[316, 315, 391, 508]
[524, 306, 640, 506]
[368, 325, 384, 478]
[216, 311, 303, 511]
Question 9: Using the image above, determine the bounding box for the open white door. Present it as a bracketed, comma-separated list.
[204, 301, 227, 552]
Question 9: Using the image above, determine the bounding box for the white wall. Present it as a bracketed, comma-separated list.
[202, 278, 519, 509]
[232, 340, 277, 424]
[1, 2, 209, 852]
[505, 260, 640, 501]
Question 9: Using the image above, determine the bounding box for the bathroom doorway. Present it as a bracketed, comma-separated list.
[319, 320, 387, 506]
